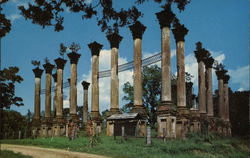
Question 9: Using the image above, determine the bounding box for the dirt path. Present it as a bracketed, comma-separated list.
[1, 144, 110, 158]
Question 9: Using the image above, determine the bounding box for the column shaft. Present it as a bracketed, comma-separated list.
[56, 69, 63, 118]
[176, 41, 186, 107]
[161, 26, 171, 102]
[206, 68, 213, 117]
[34, 78, 41, 119]
[133, 38, 143, 106]
[53, 81, 57, 117]
[91, 55, 99, 113]
[218, 79, 224, 119]
[70, 63, 77, 115]
[224, 83, 229, 121]
[83, 89, 88, 125]
[111, 47, 119, 110]
[45, 73, 52, 118]
[198, 61, 206, 114]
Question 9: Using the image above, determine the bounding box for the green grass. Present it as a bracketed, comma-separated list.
[0, 150, 33, 158]
[1, 132, 249, 158]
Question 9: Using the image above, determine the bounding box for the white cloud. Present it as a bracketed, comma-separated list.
[185, 51, 226, 94]
[63, 49, 249, 113]
[63, 49, 133, 112]
[228, 65, 250, 91]
[7, 14, 22, 22]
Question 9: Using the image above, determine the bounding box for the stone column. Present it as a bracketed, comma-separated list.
[32, 67, 44, 122]
[172, 22, 189, 138]
[194, 42, 208, 116]
[204, 57, 214, 118]
[81, 81, 90, 129]
[215, 69, 227, 120]
[172, 22, 188, 110]
[88, 41, 103, 120]
[52, 73, 57, 117]
[67, 52, 81, 121]
[43, 63, 55, 120]
[54, 58, 67, 121]
[156, 7, 175, 111]
[223, 74, 230, 122]
[106, 33, 123, 114]
[129, 21, 147, 117]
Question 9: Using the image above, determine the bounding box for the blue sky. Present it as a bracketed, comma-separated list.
[2, 0, 249, 115]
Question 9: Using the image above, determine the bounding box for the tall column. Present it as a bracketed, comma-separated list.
[172, 22, 188, 109]
[215, 69, 227, 120]
[81, 81, 90, 128]
[194, 42, 209, 116]
[156, 7, 175, 112]
[32, 67, 44, 123]
[129, 21, 147, 116]
[223, 74, 230, 122]
[54, 58, 67, 121]
[67, 52, 81, 121]
[172, 22, 189, 138]
[43, 63, 55, 120]
[204, 57, 214, 118]
[88, 41, 103, 120]
[52, 73, 57, 117]
[106, 32, 123, 114]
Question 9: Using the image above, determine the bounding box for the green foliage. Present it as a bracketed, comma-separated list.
[69, 42, 81, 53]
[122, 65, 194, 127]
[31, 60, 41, 67]
[18, 0, 190, 33]
[0, 150, 33, 158]
[0, 67, 23, 109]
[59, 43, 67, 57]
[0, 110, 27, 139]
[2, 133, 250, 158]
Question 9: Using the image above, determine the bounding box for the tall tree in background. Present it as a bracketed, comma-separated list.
[0, 67, 23, 109]
[122, 65, 193, 127]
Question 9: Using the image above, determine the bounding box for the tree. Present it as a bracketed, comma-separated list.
[0, 67, 24, 109]
[0, 110, 27, 139]
[18, 0, 190, 34]
[122, 65, 161, 127]
[122, 65, 194, 127]
[0, 0, 11, 37]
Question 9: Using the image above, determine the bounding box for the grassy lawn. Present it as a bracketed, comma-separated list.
[0, 150, 33, 158]
[1, 132, 249, 158]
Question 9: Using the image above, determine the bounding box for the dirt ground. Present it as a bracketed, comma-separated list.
[1, 144, 110, 158]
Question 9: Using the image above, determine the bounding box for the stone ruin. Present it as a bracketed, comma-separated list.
[31, 7, 231, 139]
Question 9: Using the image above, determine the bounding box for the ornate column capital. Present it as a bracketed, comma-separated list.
[43, 63, 55, 74]
[172, 22, 188, 42]
[88, 41, 103, 56]
[54, 57, 67, 70]
[129, 21, 147, 39]
[204, 57, 214, 68]
[52, 73, 57, 82]
[32, 67, 44, 78]
[194, 42, 211, 63]
[156, 7, 175, 28]
[215, 69, 227, 80]
[81, 81, 90, 90]
[106, 32, 123, 49]
[67, 52, 81, 64]
[223, 74, 230, 84]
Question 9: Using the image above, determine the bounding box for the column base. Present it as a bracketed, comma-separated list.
[157, 101, 177, 115]
[70, 114, 79, 123]
[199, 112, 209, 135]
[189, 109, 201, 133]
[130, 105, 148, 118]
[176, 107, 190, 138]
